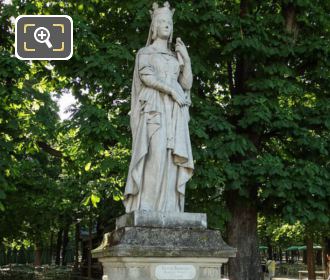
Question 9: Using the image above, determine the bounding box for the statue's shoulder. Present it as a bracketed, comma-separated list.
[137, 46, 154, 56]
[136, 46, 176, 59]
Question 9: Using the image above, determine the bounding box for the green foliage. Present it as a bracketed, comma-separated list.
[258, 216, 305, 249]
[1, 0, 330, 261]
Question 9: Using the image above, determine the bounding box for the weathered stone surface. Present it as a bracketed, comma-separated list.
[93, 220, 236, 279]
[92, 227, 236, 259]
[116, 211, 207, 229]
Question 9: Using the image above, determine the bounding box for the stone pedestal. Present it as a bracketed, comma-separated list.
[92, 211, 236, 280]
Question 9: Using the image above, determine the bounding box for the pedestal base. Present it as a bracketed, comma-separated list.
[100, 257, 228, 280]
[92, 212, 236, 280]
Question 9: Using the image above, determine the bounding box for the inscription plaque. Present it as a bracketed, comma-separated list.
[155, 264, 196, 280]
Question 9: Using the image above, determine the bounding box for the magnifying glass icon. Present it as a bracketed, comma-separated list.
[34, 27, 53, 48]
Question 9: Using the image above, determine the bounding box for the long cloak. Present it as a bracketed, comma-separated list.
[124, 46, 194, 213]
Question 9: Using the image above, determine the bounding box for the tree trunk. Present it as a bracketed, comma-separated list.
[61, 224, 69, 266]
[306, 237, 316, 280]
[49, 231, 54, 265]
[34, 243, 42, 267]
[303, 250, 307, 264]
[225, 1, 264, 280]
[266, 237, 273, 260]
[226, 190, 262, 280]
[74, 223, 80, 269]
[282, 2, 299, 39]
[285, 251, 288, 263]
[55, 228, 63, 265]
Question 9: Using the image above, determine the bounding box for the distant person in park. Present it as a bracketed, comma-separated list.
[261, 258, 267, 277]
[266, 259, 276, 280]
[124, 2, 194, 212]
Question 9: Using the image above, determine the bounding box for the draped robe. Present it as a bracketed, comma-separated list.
[124, 45, 194, 213]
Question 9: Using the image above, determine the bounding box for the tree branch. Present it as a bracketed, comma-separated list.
[37, 141, 70, 161]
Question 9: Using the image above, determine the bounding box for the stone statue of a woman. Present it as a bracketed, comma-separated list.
[124, 2, 194, 213]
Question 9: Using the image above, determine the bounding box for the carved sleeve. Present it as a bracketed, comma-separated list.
[138, 53, 173, 95]
[178, 59, 193, 91]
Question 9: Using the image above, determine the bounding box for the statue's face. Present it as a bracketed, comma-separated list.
[155, 14, 173, 40]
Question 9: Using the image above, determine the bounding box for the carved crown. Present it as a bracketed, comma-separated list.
[149, 2, 175, 19]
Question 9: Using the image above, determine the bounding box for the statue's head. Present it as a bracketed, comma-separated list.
[146, 2, 175, 46]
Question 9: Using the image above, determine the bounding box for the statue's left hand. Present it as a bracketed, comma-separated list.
[175, 38, 190, 62]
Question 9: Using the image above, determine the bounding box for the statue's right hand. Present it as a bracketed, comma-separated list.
[170, 90, 186, 107]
